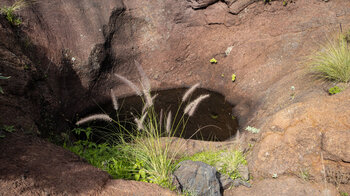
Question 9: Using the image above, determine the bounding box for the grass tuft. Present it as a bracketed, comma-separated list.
[179, 149, 247, 180]
[308, 32, 350, 83]
[69, 61, 210, 189]
[0, 0, 28, 26]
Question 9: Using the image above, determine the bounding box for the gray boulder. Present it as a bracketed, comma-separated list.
[173, 160, 221, 196]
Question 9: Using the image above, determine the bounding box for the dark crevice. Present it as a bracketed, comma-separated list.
[77, 88, 239, 142]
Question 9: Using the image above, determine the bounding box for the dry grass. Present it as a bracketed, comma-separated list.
[308, 33, 350, 83]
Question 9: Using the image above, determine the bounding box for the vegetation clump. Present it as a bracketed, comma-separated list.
[308, 31, 350, 83]
[0, 0, 28, 26]
[179, 149, 247, 180]
[328, 85, 343, 95]
[0, 73, 10, 94]
[67, 61, 210, 189]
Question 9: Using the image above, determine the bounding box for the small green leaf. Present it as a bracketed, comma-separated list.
[140, 170, 146, 179]
[135, 174, 140, 181]
[210, 58, 217, 64]
[0, 87, 3, 94]
[210, 113, 218, 119]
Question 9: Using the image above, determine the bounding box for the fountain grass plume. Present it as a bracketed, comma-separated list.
[135, 112, 148, 131]
[166, 111, 172, 135]
[182, 83, 200, 102]
[135, 60, 151, 92]
[115, 74, 142, 96]
[76, 114, 112, 125]
[184, 94, 210, 116]
[74, 60, 211, 189]
[110, 89, 118, 112]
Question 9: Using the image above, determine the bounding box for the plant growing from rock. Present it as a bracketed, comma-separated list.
[245, 126, 260, 134]
[178, 149, 248, 181]
[0, 0, 28, 26]
[308, 32, 350, 83]
[73, 61, 210, 188]
[328, 85, 343, 95]
[0, 73, 10, 94]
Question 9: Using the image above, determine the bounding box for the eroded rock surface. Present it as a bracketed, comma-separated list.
[1, 0, 350, 195]
[224, 176, 338, 196]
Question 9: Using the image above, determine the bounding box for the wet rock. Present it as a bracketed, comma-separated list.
[173, 160, 221, 196]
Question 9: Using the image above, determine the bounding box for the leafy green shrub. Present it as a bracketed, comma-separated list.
[0, 73, 10, 94]
[69, 61, 210, 189]
[328, 85, 343, 95]
[0, 0, 27, 26]
[340, 192, 349, 196]
[65, 128, 149, 181]
[179, 149, 247, 180]
[308, 32, 350, 83]
[0, 125, 15, 139]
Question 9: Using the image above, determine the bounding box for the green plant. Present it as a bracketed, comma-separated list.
[0, 73, 10, 94]
[328, 85, 343, 95]
[299, 168, 310, 181]
[0, 0, 27, 26]
[0, 125, 15, 138]
[245, 126, 260, 134]
[210, 58, 217, 64]
[179, 149, 247, 180]
[308, 32, 350, 83]
[340, 192, 349, 196]
[71, 61, 210, 189]
[290, 86, 296, 100]
[65, 128, 147, 181]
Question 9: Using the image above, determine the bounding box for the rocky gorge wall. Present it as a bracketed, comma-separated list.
[1, 0, 350, 194]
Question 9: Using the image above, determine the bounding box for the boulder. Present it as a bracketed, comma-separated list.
[173, 160, 221, 196]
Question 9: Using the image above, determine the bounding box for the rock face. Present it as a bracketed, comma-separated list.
[190, 0, 219, 9]
[322, 130, 350, 163]
[1, 0, 350, 195]
[224, 176, 339, 196]
[173, 160, 221, 196]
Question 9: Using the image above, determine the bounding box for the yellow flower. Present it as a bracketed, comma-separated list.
[210, 58, 217, 64]
[231, 74, 236, 82]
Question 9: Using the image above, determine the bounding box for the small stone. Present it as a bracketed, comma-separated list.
[237, 164, 249, 181]
[216, 172, 234, 190]
[232, 179, 251, 188]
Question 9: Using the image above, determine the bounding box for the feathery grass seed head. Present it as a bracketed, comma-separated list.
[182, 83, 200, 102]
[135, 60, 151, 92]
[184, 94, 210, 116]
[110, 88, 118, 112]
[166, 111, 172, 134]
[135, 112, 148, 131]
[76, 114, 112, 125]
[115, 73, 142, 96]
